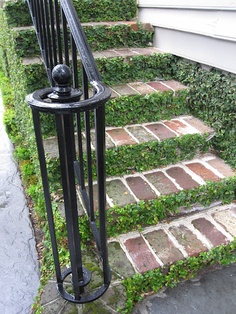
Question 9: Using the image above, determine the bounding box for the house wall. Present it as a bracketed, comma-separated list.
[138, 0, 236, 74]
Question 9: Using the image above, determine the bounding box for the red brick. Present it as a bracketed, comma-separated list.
[192, 218, 228, 246]
[145, 123, 176, 140]
[166, 167, 199, 190]
[206, 157, 235, 178]
[164, 119, 196, 135]
[124, 236, 160, 273]
[106, 128, 136, 146]
[126, 176, 156, 200]
[144, 230, 183, 264]
[147, 81, 172, 92]
[169, 225, 207, 256]
[186, 162, 221, 182]
[145, 171, 179, 195]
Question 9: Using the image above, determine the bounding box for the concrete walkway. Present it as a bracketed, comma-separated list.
[0, 93, 39, 314]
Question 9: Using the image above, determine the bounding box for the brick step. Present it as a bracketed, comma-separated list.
[14, 21, 154, 58]
[43, 115, 213, 159]
[108, 203, 236, 276]
[76, 153, 234, 212]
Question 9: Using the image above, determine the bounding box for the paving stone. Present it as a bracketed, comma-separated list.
[192, 218, 229, 246]
[213, 210, 236, 237]
[126, 125, 156, 143]
[124, 236, 160, 273]
[145, 123, 176, 140]
[41, 281, 60, 305]
[130, 47, 162, 55]
[147, 81, 172, 92]
[183, 116, 213, 134]
[128, 81, 155, 94]
[111, 83, 138, 96]
[99, 50, 120, 58]
[106, 128, 136, 146]
[230, 204, 236, 217]
[114, 48, 137, 57]
[108, 241, 135, 278]
[101, 283, 127, 311]
[85, 183, 109, 211]
[164, 119, 198, 135]
[169, 225, 207, 256]
[186, 162, 221, 182]
[42, 298, 76, 314]
[145, 170, 179, 195]
[106, 179, 136, 207]
[166, 167, 199, 190]
[144, 229, 183, 264]
[126, 176, 157, 200]
[206, 157, 235, 178]
[90, 131, 115, 150]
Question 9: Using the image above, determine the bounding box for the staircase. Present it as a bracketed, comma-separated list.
[1, 1, 236, 313]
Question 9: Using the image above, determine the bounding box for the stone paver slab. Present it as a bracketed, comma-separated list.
[126, 176, 157, 200]
[144, 230, 183, 264]
[192, 218, 229, 246]
[106, 179, 136, 207]
[145, 171, 179, 195]
[106, 128, 136, 146]
[213, 210, 236, 237]
[145, 123, 176, 140]
[126, 125, 156, 143]
[108, 241, 135, 278]
[124, 236, 160, 273]
[166, 167, 199, 190]
[169, 225, 207, 256]
[186, 162, 221, 182]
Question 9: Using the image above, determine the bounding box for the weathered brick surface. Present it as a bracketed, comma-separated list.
[126, 125, 156, 143]
[126, 176, 157, 200]
[145, 123, 176, 140]
[106, 179, 136, 206]
[111, 83, 138, 96]
[124, 236, 160, 273]
[147, 81, 172, 92]
[169, 225, 207, 256]
[164, 119, 197, 135]
[144, 229, 183, 264]
[162, 80, 188, 92]
[106, 128, 136, 146]
[145, 171, 179, 195]
[186, 162, 221, 182]
[206, 157, 235, 178]
[213, 210, 236, 237]
[183, 116, 213, 134]
[128, 82, 154, 94]
[166, 167, 199, 190]
[108, 241, 135, 278]
[192, 218, 228, 246]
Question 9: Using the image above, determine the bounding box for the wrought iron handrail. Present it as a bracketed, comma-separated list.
[26, 0, 112, 303]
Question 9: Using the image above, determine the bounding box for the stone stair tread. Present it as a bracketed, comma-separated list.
[43, 115, 214, 158]
[108, 203, 236, 276]
[14, 21, 154, 31]
[21, 47, 164, 65]
[102, 153, 235, 209]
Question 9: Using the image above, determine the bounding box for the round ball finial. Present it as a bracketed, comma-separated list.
[52, 64, 72, 86]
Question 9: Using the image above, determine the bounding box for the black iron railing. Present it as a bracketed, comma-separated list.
[26, 0, 111, 303]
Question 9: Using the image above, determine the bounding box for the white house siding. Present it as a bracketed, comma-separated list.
[138, 0, 236, 74]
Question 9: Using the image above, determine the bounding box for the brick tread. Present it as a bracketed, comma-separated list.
[110, 203, 236, 275]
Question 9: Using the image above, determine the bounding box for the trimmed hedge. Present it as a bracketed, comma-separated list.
[3, 0, 137, 27]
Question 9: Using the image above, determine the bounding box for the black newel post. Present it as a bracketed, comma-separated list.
[26, 64, 111, 303]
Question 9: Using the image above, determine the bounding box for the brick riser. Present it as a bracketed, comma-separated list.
[109, 203, 236, 275]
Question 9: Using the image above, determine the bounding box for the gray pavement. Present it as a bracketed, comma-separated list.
[0, 93, 40, 314]
[133, 264, 236, 314]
